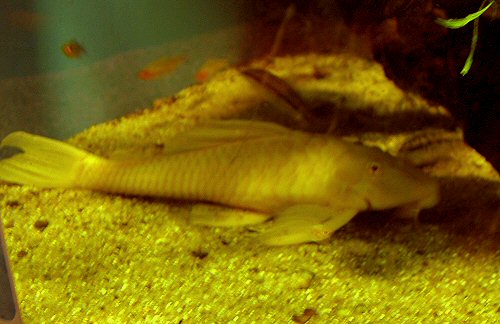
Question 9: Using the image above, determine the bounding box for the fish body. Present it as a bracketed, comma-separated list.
[195, 58, 230, 82]
[61, 40, 86, 58]
[0, 120, 439, 245]
[138, 55, 187, 80]
[85, 132, 356, 212]
[7, 9, 46, 32]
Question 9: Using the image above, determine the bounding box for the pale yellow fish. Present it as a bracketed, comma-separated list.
[0, 120, 439, 245]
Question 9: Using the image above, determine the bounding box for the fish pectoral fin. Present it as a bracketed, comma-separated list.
[259, 204, 358, 246]
[163, 119, 291, 154]
[189, 204, 270, 227]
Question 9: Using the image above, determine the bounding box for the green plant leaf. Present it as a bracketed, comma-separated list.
[460, 17, 479, 75]
[435, 0, 495, 29]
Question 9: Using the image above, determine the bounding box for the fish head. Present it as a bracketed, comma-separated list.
[339, 144, 440, 212]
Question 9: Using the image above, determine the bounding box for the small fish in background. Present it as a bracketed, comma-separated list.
[195, 58, 230, 82]
[61, 40, 86, 59]
[7, 9, 46, 32]
[138, 55, 187, 80]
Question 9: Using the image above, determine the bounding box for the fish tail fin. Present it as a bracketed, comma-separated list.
[0, 131, 99, 188]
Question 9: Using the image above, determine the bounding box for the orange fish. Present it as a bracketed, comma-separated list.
[195, 58, 230, 82]
[61, 40, 86, 58]
[138, 55, 187, 80]
[7, 9, 46, 32]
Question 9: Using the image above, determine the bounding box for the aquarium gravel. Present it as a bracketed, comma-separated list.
[1, 54, 499, 323]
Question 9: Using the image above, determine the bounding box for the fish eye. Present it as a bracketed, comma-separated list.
[368, 162, 381, 174]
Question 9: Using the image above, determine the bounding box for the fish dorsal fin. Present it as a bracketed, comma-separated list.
[162, 119, 293, 154]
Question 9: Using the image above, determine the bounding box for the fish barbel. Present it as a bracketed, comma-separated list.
[0, 120, 439, 245]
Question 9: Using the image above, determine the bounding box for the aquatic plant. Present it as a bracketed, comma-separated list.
[435, 0, 496, 75]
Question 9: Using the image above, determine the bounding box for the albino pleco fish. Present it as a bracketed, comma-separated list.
[0, 120, 439, 245]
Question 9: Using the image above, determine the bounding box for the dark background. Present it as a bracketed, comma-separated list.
[244, 0, 499, 172]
